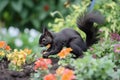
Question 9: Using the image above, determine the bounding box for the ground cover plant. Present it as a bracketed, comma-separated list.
[0, 0, 120, 80]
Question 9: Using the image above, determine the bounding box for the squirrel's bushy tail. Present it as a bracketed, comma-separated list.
[77, 11, 105, 47]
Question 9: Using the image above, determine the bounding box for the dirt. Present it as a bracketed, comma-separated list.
[0, 57, 34, 80]
[0, 57, 60, 80]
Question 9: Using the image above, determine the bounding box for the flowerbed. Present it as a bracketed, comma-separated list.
[0, 41, 76, 80]
[1, 0, 120, 80]
[1, 33, 120, 80]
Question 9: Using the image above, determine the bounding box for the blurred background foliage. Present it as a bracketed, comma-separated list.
[0, 0, 120, 49]
[0, 0, 82, 31]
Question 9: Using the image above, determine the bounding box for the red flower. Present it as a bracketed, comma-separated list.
[43, 4, 49, 11]
[34, 58, 52, 70]
[44, 74, 56, 80]
[5, 45, 11, 51]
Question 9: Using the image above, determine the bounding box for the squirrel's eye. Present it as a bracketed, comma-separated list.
[42, 39, 46, 42]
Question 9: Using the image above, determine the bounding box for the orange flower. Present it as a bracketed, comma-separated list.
[61, 69, 75, 80]
[56, 67, 75, 80]
[5, 45, 11, 51]
[0, 41, 6, 48]
[43, 74, 56, 80]
[57, 48, 72, 58]
[0, 41, 11, 51]
[34, 58, 52, 70]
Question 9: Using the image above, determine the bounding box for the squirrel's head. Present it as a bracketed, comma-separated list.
[39, 27, 53, 47]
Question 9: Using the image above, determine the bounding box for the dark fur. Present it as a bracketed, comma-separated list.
[39, 11, 104, 58]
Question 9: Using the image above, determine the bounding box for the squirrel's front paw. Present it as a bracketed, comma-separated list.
[41, 50, 47, 54]
[43, 53, 49, 58]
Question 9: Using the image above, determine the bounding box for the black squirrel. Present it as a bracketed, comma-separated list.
[39, 11, 105, 58]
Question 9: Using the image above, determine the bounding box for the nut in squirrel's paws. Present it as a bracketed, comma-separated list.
[46, 44, 51, 48]
[43, 51, 47, 54]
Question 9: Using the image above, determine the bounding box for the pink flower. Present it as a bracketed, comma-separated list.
[114, 44, 120, 53]
[110, 33, 120, 41]
[34, 58, 52, 70]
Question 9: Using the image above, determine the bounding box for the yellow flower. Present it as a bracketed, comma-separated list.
[0, 51, 5, 56]
[56, 66, 65, 75]
[17, 59, 25, 66]
[7, 48, 31, 67]
[18, 54, 25, 59]
[24, 48, 32, 55]
[6, 54, 12, 60]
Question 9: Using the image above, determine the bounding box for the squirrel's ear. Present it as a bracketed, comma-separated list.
[42, 25, 48, 34]
[42, 26, 48, 33]
[43, 27, 52, 37]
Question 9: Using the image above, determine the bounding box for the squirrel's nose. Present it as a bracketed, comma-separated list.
[39, 44, 44, 47]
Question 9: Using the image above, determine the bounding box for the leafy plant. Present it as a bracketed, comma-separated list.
[73, 56, 120, 80]
[93, 0, 120, 38]
[0, 0, 77, 30]
[48, 0, 120, 39]
[48, 4, 88, 39]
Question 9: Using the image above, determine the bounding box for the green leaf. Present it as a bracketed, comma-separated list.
[11, 0, 23, 13]
[23, 0, 34, 8]
[32, 19, 40, 29]
[0, 0, 9, 12]
[20, 9, 28, 19]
